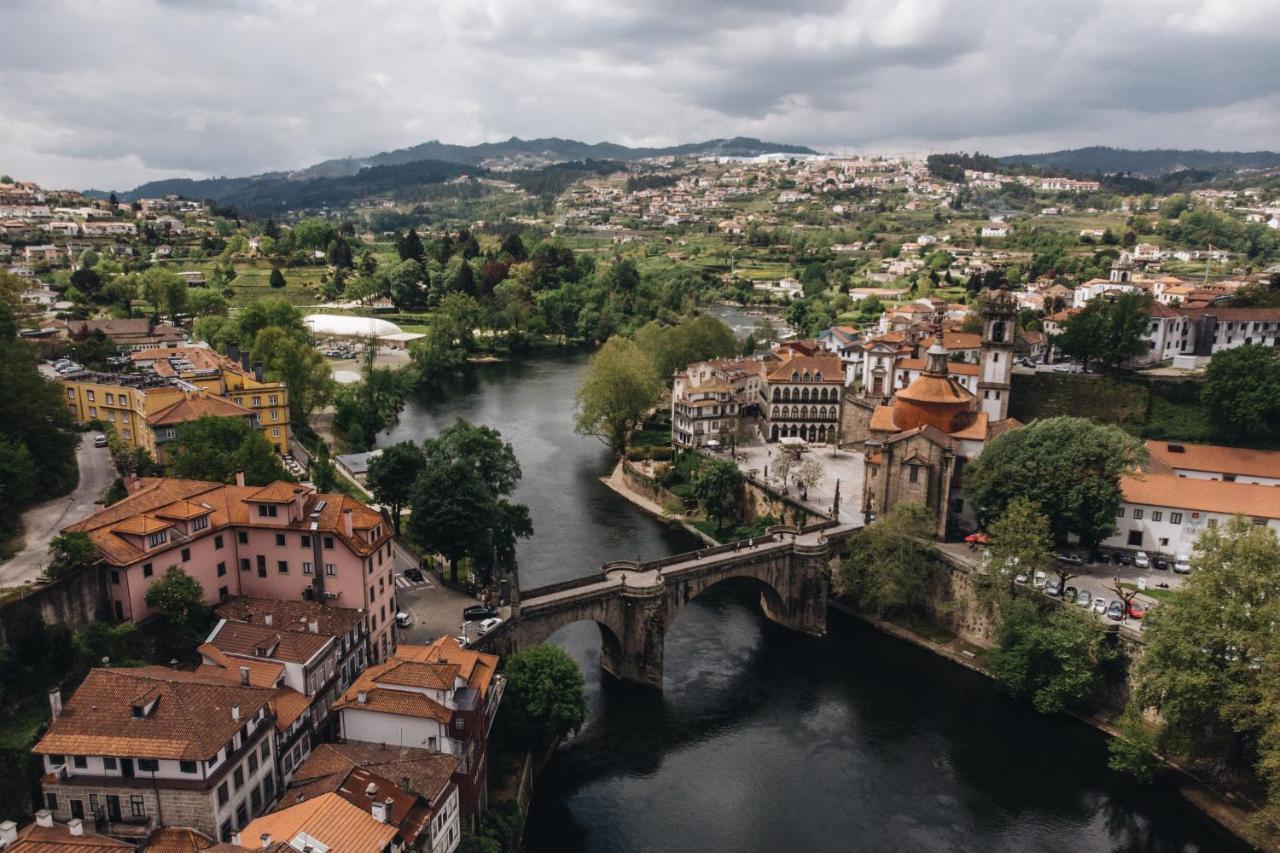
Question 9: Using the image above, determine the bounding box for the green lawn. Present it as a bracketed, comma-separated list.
[0, 702, 47, 750]
[1120, 582, 1179, 603]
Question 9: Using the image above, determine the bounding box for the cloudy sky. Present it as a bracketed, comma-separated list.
[2, 0, 1277, 190]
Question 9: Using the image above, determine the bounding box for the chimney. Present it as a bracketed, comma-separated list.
[1, 821, 18, 846]
[259, 833, 272, 849]
[264, 613, 273, 627]
[342, 508, 354, 538]
[231, 833, 242, 847]
[357, 691, 367, 704]
[48, 688, 62, 720]
[231, 703, 240, 722]
[34, 811, 53, 829]
[67, 819, 83, 837]
[401, 775, 412, 793]
[252, 362, 264, 383]
[235, 470, 246, 487]
[370, 800, 387, 823]
[239, 666, 250, 686]
[308, 619, 320, 634]
[383, 797, 393, 823]
[227, 342, 240, 362]
[240, 352, 251, 373]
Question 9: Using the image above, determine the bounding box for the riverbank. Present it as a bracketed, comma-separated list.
[828, 598, 1270, 851]
[600, 459, 721, 546]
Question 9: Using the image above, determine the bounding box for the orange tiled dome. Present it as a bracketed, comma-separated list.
[892, 372, 974, 433]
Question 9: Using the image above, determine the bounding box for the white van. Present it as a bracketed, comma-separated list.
[1173, 553, 1192, 574]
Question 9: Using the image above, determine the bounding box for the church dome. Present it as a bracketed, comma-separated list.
[891, 373, 974, 433]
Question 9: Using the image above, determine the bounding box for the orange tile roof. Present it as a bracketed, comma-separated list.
[146, 395, 254, 427]
[398, 637, 499, 697]
[240, 792, 397, 853]
[154, 499, 215, 521]
[895, 358, 980, 377]
[197, 644, 286, 688]
[111, 515, 172, 536]
[64, 479, 389, 566]
[215, 597, 365, 636]
[9, 821, 132, 853]
[141, 827, 217, 853]
[1121, 473, 1280, 519]
[269, 688, 311, 732]
[1145, 440, 1280, 481]
[246, 482, 302, 504]
[765, 353, 844, 383]
[288, 743, 457, 811]
[34, 669, 275, 761]
[377, 660, 460, 691]
[207, 621, 332, 665]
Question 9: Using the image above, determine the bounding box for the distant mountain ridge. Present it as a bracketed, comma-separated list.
[999, 146, 1280, 177]
[295, 135, 819, 178]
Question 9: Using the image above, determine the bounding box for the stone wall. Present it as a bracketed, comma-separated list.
[740, 476, 816, 529]
[0, 569, 108, 645]
[840, 394, 877, 447]
[620, 459, 682, 513]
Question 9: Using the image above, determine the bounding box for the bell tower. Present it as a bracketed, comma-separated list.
[978, 290, 1015, 421]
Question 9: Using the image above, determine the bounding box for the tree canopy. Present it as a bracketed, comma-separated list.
[574, 337, 661, 455]
[499, 644, 587, 749]
[1201, 344, 1280, 443]
[170, 416, 291, 485]
[1055, 292, 1152, 371]
[966, 417, 1145, 551]
[838, 502, 941, 615]
[989, 597, 1118, 714]
[367, 442, 426, 535]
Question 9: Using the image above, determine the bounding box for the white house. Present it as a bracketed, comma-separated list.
[1146, 440, 1280, 486]
[1104, 473, 1280, 558]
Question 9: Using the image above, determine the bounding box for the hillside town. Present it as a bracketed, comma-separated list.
[5, 124, 1280, 853]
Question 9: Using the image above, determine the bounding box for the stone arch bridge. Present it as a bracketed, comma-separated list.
[477, 522, 858, 690]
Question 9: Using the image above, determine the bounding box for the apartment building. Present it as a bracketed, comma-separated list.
[33, 669, 279, 843]
[61, 477, 399, 661]
[204, 597, 370, 782]
[333, 637, 504, 829]
[61, 345, 290, 460]
[762, 352, 844, 443]
[1105, 473, 1280, 558]
[243, 743, 461, 853]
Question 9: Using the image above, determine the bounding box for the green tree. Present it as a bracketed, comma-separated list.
[170, 416, 291, 485]
[981, 497, 1054, 608]
[47, 532, 97, 579]
[966, 417, 1144, 552]
[367, 442, 426, 535]
[309, 445, 337, 493]
[0, 302, 79, 511]
[838, 503, 941, 615]
[145, 567, 213, 659]
[233, 297, 307, 347]
[406, 460, 492, 584]
[1201, 344, 1280, 442]
[500, 233, 527, 261]
[292, 218, 337, 251]
[500, 645, 587, 748]
[691, 456, 742, 530]
[989, 597, 1117, 714]
[1127, 517, 1280, 771]
[1055, 292, 1151, 371]
[574, 337, 661, 455]
[141, 267, 187, 323]
[250, 327, 334, 427]
[632, 315, 738, 382]
[397, 228, 425, 262]
[269, 267, 286, 289]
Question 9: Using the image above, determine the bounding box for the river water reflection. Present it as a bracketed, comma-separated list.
[385, 351, 1242, 853]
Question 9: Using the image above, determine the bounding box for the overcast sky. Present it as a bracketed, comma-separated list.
[2, 0, 1278, 190]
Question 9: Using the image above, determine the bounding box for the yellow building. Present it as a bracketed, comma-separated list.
[61, 346, 291, 463]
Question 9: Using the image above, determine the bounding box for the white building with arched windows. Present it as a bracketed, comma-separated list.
[763, 353, 845, 443]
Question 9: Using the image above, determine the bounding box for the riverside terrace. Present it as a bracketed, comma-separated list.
[476, 522, 858, 690]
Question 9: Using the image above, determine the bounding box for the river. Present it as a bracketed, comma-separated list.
[383, 350, 1244, 853]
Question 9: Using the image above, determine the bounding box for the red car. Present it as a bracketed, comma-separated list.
[1128, 601, 1146, 619]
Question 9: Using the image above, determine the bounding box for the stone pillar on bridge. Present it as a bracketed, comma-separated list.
[601, 577, 667, 691]
[764, 536, 831, 638]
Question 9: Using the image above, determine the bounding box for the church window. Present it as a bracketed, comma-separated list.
[909, 465, 920, 483]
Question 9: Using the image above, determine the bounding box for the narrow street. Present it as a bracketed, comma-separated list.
[0, 434, 114, 588]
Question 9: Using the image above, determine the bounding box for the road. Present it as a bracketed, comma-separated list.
[0, 434, 114, 588]
[391, 541, 488, 644]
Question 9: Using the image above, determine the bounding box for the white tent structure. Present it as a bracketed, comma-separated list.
[304, 314, 404, 339]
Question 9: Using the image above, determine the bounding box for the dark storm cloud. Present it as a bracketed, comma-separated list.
[1, 0, 1277, 188]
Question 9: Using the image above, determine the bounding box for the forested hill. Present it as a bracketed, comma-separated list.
[113, 158, 478, 216]
[1000, 146, 1280, 177]
[295, 136, 819, 178]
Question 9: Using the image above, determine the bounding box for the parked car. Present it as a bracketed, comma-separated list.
[463, 605, 498, 622]
[1094, 552, 1111, 565]
[394, 611, 413, 628]
[1153, 557, 1169, 571]
[1128, 601, 1146, 619]
[1173, 553, 1192, 574]
[1062, 586, 1077, 603]
[1055, 552, 1084, 566]
[1115, 552, 1133, 566]
[1013, 572, 1028, 584]
[1019, 358, 1037, 368]
[1134, 551, 1150, 569]
[403, 568, 425, 583]
[1107, 600, 1125, 621]
[1093, 598, 1108, 615]
[1045, 580, 1062, 597]
[93, 434, 108, 448]
[1051, 363, 1075, 374]
[477, 617, 503, 635]
[1032, 571, 1047, 589]
[1077, 590, 1093, 608]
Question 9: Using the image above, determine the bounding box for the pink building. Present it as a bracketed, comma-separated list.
[63, 476, 401, 662]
